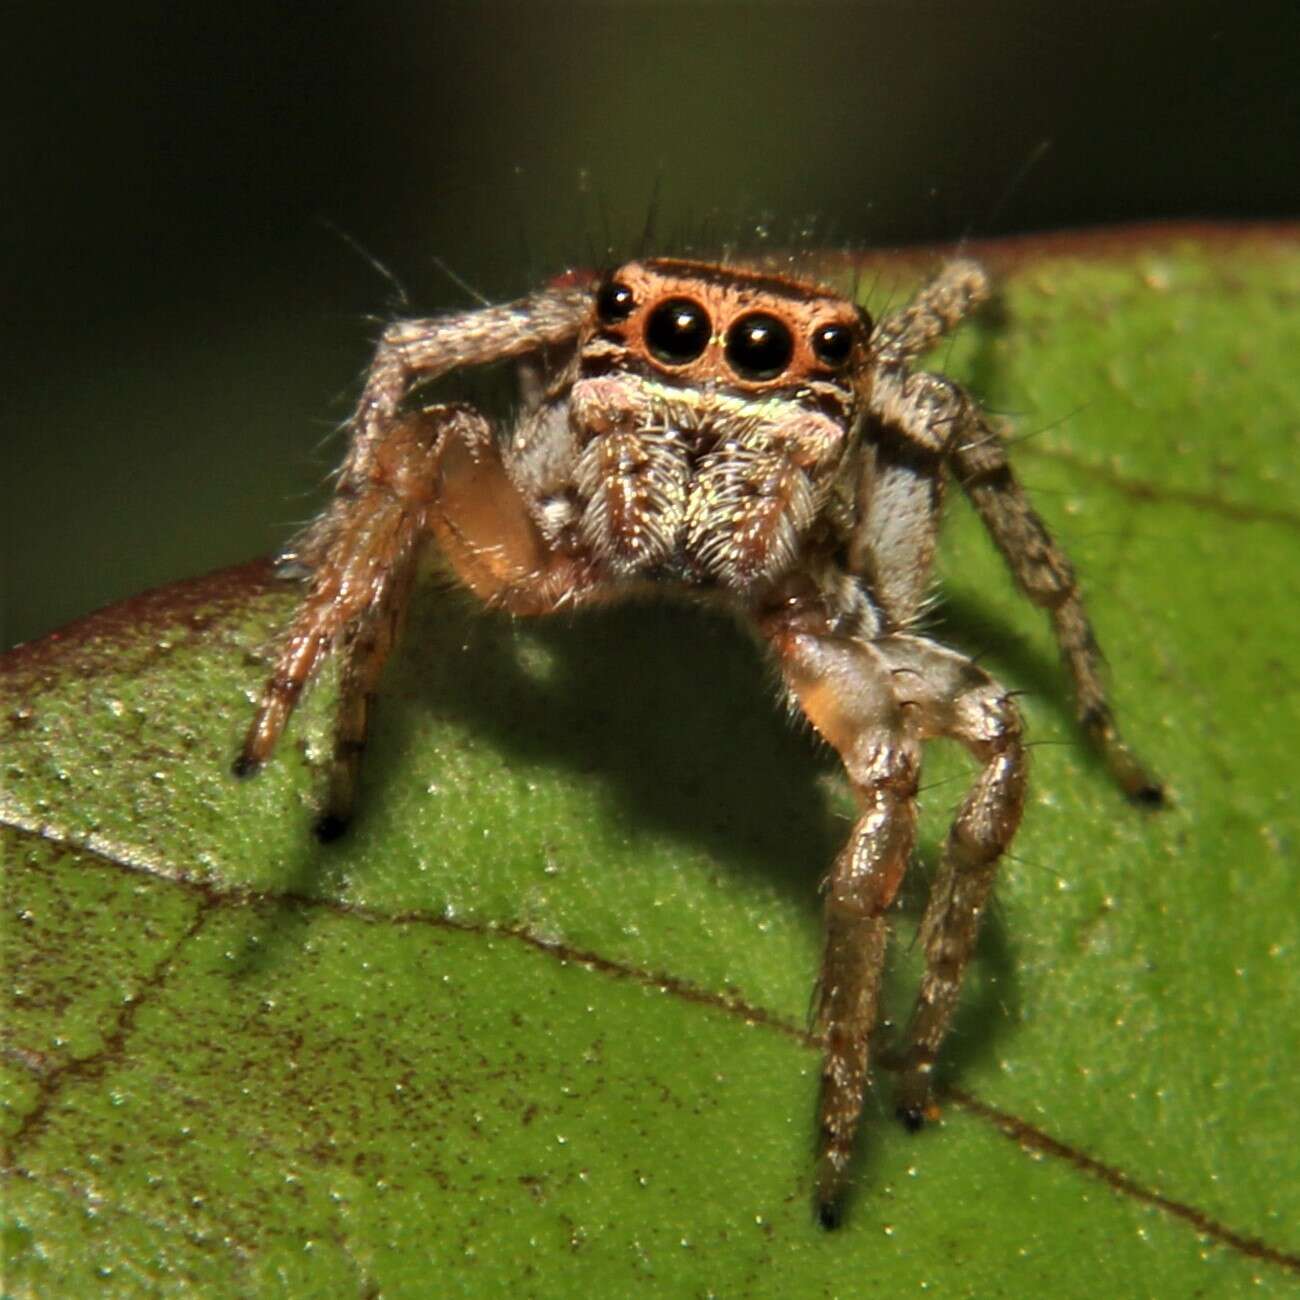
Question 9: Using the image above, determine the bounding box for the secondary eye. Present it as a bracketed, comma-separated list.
[725, 312, 793, 380]
[645, 298, 711, 365]
[596, 279, 636, 323]
[811, 322, 854, 367]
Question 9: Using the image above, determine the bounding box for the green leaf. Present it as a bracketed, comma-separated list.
[4, 227, 1299, 1296]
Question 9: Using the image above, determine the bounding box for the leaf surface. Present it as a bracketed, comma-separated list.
[4, 227, 1299, 1296]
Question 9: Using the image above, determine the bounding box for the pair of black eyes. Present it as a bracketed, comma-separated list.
[596, 281, 854, 379]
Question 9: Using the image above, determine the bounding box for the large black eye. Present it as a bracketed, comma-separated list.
[645, 298, 711, 365]
[725, 312, 793, 380]
[811, 322, 854, 367]
[596, 279, 635, 323]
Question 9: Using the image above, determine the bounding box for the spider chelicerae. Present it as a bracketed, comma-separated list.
[235, 253, 1161, 1227]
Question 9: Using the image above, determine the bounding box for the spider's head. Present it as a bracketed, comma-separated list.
[567, 259, 874, 589]
[581, 258, 872, 408]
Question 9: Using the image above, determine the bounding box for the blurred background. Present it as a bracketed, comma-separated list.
[6, 1, 1299, 646]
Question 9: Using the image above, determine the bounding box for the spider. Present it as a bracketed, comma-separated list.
[234, 253, 1162, 1228]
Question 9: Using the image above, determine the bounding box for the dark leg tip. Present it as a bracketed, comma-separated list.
[816, 1199, 843, 1231]
[231, 754, 261, 780]
[896, 1103, 926, 1133]
[313, 813, 350, 844]
[1129, 782, 1167, 810]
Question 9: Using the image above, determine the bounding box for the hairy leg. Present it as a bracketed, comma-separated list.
[317, 516, 419, 842]
[947, 414, 1163, 803]
[236, 287, 590, 815]
[856, 262, 989, 626]
[763, 603, 920, 1227]
[236, 402, 601, 833]
[867, 328, 1162, 804]
[870, 263, 1162, 799]
[235, 408, 471, 823]
[875, 635, 1027, 1126]
[342, 288, 589, 474]
[872, 260, 990, 367]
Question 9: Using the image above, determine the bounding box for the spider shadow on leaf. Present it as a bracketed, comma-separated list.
[226, 587, 840, 979]
[372, 589, 846, 913]
[372, 585, 1039, 1050]
[232, 498, 1128, 1118]
[234, 576, 1071, 1072]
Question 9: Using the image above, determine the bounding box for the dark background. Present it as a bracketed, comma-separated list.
[6, 2, 1299, 647]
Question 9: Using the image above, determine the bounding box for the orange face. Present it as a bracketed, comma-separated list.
[582, 258, 871, 395]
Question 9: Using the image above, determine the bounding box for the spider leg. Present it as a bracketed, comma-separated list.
[762, 605, 921, 1228]
[235, 288, 592, 829]
[343, 287, 590, 464]
[874, 636, 1027, 1127]
[947, 410, 1163, 803]
[872, 260, 990, 366]
[867, 357, 1163, 804]
[235, 407, 474, 833]
[237, 398, 601, 836]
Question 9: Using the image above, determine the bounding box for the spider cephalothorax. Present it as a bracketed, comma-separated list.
[514, 258, 872, 591]
[235, 253, 1160, 1227]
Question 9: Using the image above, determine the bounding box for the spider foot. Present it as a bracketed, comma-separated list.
[895, 1066, 942, 1132]
[1108, 744, 1167, 808]
[813, 1143, 855, 1232]
[1126, 777, 1168, 809]
[816, 1198, 844, 1231]
[896, 1102, 927, 1133]
[313, 811, 351, 844]
[1082, 707, 1167, 808]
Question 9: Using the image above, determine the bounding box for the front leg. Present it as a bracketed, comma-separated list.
[341, 288, 590, 478]
[237, 401, 603, 836]
[235, 405, 484, 834]
[235, 289, 591, 831]
[761, 598, 921, 1228]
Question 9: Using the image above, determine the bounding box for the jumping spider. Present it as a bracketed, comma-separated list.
[235, 254, 1161, 1227]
